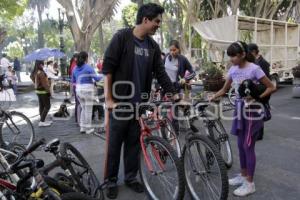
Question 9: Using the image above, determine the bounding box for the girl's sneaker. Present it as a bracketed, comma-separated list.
[233, 181, 256, 197]
[229, 174, 246, 186]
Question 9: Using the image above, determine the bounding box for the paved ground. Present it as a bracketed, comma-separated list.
[6, 84, 300, 200]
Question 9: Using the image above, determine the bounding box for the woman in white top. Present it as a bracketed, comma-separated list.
[164, 40, 195, 93]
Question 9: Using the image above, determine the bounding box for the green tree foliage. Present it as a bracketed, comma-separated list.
[122, 3, 138, 27]
[0, 0, 28, 45]
[28, 0, 49, 48]
[6, 41, 24, 58]
[0, 0, 28, 20]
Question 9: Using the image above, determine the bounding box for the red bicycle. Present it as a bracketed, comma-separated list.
[138, 102, 185, 200]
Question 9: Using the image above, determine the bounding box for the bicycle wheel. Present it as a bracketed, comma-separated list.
[0, 111, 35, 148]
[208, 120, 233, 168]
[183, 135, 228, 200]
[160, 118, 181, 157]
[60, 143, 103, 200]
[139, 136, 185, 200]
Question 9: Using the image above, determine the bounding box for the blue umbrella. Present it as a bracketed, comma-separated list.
[24, 48, 65, 62]
[50, 48, 65, 58]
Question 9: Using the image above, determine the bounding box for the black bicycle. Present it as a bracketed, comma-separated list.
[0, 139, 100, 200]
[191, 101, 233, 169]
[150, 101, 229, 199]
[40, 138, 103, 200]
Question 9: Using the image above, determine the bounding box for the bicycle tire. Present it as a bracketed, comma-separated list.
[0, 111, 35, 148]
[183, 135, 228, 200]
[6, 143, 35, 179]
[54, 172, 75, 189]
[139, 136, 185, 200]
[208, 120, 233, 169]
[45, 176, 76, 194]
[160, 118, 181, 157]
[54, 172, 105, 199]
[60, 143, 103, 199]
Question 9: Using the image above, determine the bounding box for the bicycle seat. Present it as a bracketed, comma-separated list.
[44, 138, 60, 152]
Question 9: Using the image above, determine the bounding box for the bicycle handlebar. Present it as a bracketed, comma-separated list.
[10, 138, 46, 172]
[23, 138, 46, 157]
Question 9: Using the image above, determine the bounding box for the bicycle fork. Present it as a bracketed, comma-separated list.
[140, 133, 165, 175]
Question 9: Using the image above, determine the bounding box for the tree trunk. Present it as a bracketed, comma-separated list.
[296, 1, 300, 23]
[37, 5, 45, 48]
[57, 0, 118, 53]
[74, 32, 93, 52]
[160, 25, 164, 49]
[0, 28, 6, 45]
[231, 0, 240, 15]
[98, 22, 104, 57]
[282, 0, 295, 20]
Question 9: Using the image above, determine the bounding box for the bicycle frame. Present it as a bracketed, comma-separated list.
[2, 112, 21, 141]
[0, 149, 19, 184]
[41, 148, 89, 194]
[0, 177, 57, 200]
[139, 112, 166, 173]
[0, 178, 16, 190]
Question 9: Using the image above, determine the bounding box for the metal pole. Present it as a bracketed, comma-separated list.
[270, 21, 273, 69]
[189, 20, 192, 57]
[58, 9, 66, 76]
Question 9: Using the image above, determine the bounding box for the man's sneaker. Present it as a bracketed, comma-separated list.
[38, 121, 51, 127]
[233, 181, 256, 197]
[45, 120, 53, 124]
[106, 185, 118, 199]
[85, 128, 95, 134]
[125, 181, 144, 193]
[229, 174, 246, 186]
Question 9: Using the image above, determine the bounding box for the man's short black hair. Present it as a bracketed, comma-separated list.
[136, 3, 164, 25]
[248, 43, 259, 53]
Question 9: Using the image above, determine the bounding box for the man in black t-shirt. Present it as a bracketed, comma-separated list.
[248, 43, 271, 141]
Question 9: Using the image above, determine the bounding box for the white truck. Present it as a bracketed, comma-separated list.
[191, 15, 300, 87]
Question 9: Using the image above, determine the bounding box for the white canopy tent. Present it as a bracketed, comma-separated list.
[192, 15, 300, 75]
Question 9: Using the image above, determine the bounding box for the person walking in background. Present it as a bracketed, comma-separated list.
[69, 54, 81, 124]
[0, 53, 10, 75]
[53, 62, 59, 77]
[164, 40, 196, 93]
[13, 57, 21, 82]
[72, 51, 102, 134]
[164, 40, 195, 133]
[69, 53, 78, 77]
[248, 43, 271, 78]
[5, 66, 18, 94]
[96, 58, 103, 73]
[45, 61, 57, 80]
[30, 60, 52, 127]
[248, 43, 271, 141]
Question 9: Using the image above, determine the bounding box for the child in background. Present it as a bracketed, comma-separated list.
[6, 66, 18, 94]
